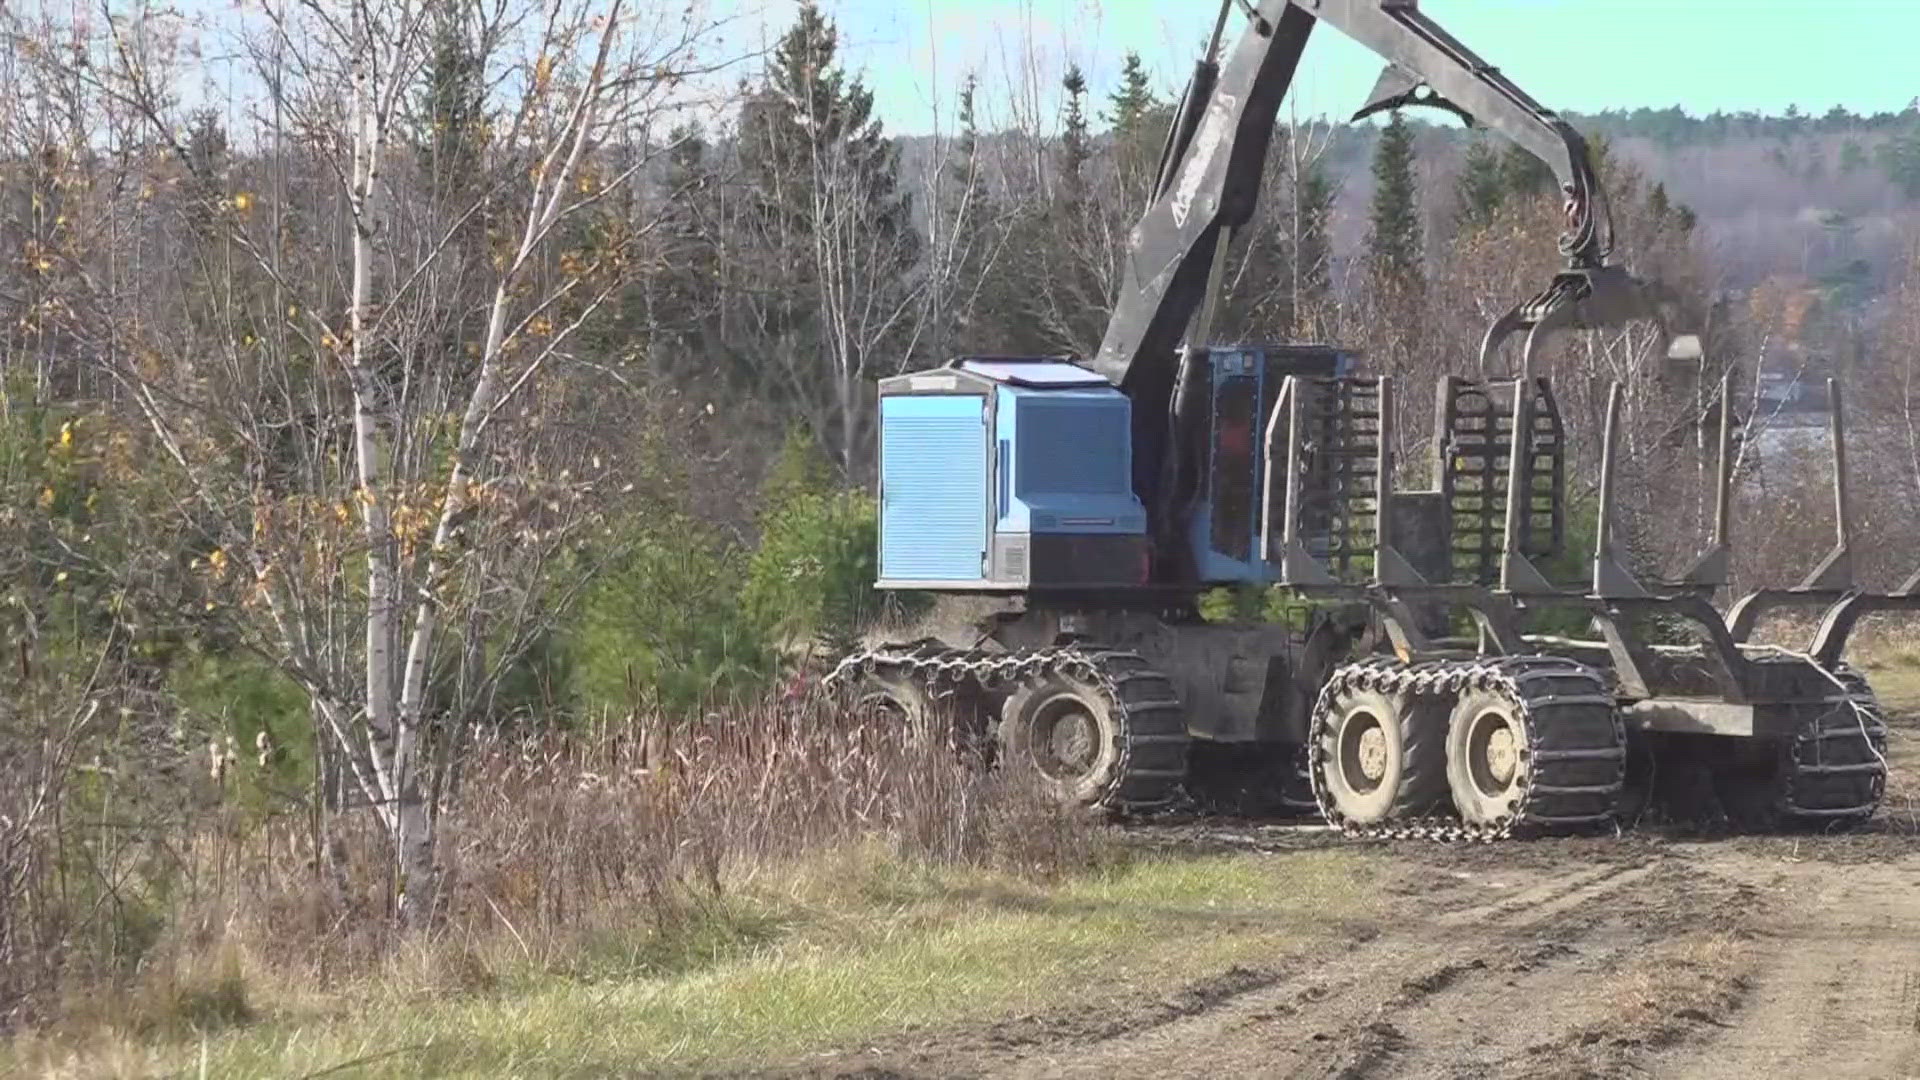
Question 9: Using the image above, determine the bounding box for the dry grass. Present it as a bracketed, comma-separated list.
[7, 847, 1377, 1078]
[0, 689, 1389, 1076]
[0, 696, 1167, 1073]
[1591, 932, 1754, 1049]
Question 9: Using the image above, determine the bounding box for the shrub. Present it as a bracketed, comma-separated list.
[572, 512, 776, 717]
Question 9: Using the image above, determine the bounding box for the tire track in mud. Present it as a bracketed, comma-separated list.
[993, 851, 1673, 1080]
[1647, 847, 1920, 1080]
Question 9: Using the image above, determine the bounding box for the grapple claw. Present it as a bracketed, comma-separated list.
[1479, 265, 1678, 378]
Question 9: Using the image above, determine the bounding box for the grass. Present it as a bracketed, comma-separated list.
[7, 845, 1379, 1078]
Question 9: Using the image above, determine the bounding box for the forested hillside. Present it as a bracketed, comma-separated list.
[4, 0, 1920, 1060]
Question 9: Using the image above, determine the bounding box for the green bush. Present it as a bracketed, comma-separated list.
[168, 647, 313, 789]
[572, 512, 776, 717]
[741, 430, 886, 656]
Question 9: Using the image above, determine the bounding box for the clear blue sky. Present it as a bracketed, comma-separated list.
[739, 0, 1920, 136]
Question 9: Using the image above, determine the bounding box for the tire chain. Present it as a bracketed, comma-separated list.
[821, 640, 1184, 812]
[1306, 655, 1628, 842]
[1781, 662, 1888, 824]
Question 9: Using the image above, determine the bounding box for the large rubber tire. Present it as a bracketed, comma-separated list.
[1315, 686, 1446, 826]
[835, 664, 991, 760]
[1445, 688, 1529, 827]
[996, 657, 1186, 812]
[1787, 666, 1887, 829]
[1445, 663, 1622, 832]
[1710, 664, 1886, 833]
[845, 667, 939, 729]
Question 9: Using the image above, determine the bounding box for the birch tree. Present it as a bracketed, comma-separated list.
[79, 0, 729, 924]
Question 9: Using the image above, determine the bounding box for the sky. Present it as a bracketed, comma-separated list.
[735, 0, 1920, 137]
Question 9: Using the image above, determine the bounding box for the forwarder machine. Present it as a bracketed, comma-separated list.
[827, 0, 1898, 837]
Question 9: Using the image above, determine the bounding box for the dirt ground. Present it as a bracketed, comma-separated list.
[766, 691, 1920, 1080]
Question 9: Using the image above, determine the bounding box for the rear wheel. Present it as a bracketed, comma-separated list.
[1708, 664, 1887, 832]
[846, 668, 937, 728]
[1445, 689, 1530, 827]
[1445, 661, 1623, 833]
[1313, 686, 1446, 826]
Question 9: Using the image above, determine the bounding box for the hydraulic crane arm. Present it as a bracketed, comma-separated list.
[1339, 0, 1609, 268]
[1087, 0, 1674, 580]
[1091, 0, 1632, 394]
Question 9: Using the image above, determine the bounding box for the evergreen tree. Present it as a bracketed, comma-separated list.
[417, 3, 485, 187]
[1107, 52, 1168, 207]
[1290, 161, 1337, 337]
[1453, 136, 1505, 232]
[1498, 142, 1554, 200]
[1878, 125, 1920, 200]
[738, 2, 909, 235]
[934, 74, 998, 355]
[733, 1, 918, 466]
[1366, 110, 1422, 294]
[1060, 64, 1092, 201]
[950, 73, 981, 186]
[1107, 52, 1158, 133]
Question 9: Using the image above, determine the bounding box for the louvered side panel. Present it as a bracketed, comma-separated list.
[880, 395, 986, 582]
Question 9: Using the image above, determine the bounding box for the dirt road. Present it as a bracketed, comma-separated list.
[778, 703, 1920, 1079]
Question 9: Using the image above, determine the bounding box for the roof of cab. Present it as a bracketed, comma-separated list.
[952, 358, 1107, 388]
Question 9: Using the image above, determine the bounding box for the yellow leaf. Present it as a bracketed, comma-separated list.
[59, 422, 72, 447]
[54, 571, 68, 584]
[37, 486, 54, 509]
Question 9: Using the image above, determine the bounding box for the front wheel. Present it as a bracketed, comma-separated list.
[996, 652, 1187, 812]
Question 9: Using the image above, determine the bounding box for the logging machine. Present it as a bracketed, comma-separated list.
[827, 0, 1897, 836]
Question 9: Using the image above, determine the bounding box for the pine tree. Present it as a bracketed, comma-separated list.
[1107, 52, 1157, 133]
[417, 3, 485, 187]
[935, 73, 998, 355]
[1366, 110, 1422, 295]
[1107, 52, 1168, 206]
[1292, 162, 1336, 331]
[1060, 64, 1092, 202]
[734, 1, 919, 467]
[739, 2, 909, 234]
[1453, 137, 1505, 233]
[1498, 142, 1554, 201]
[950, 74, 980, 185]
[1648, 181, 1672, 228]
